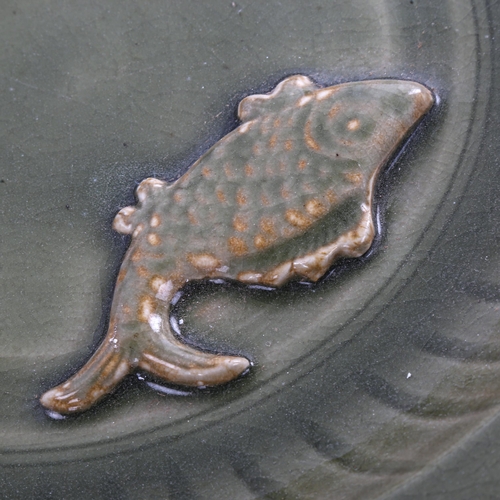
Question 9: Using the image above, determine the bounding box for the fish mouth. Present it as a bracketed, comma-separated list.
[406, 81, 435, 119]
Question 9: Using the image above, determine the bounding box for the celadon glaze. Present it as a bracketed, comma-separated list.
[40, 75, 434, 414]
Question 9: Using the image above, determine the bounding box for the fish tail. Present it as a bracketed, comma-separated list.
[40, 340, 131, 415]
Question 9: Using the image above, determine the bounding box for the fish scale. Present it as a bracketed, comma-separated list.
[160, 146, 365, 267]
[40, 75, 434, 414]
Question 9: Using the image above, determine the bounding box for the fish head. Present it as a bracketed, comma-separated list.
[306, 79, 434, 169]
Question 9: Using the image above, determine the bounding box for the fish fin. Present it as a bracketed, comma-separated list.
[238, 75, 318, 122]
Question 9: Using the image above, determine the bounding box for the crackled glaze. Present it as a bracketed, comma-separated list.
[40, 75, 434, 414]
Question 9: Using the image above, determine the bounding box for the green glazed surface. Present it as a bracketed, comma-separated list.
[1, 0, 499, 498]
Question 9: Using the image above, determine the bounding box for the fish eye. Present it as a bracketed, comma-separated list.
[346, 118, 361, 131]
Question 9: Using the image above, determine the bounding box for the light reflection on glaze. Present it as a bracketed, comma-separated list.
[40, 75, 434, 414]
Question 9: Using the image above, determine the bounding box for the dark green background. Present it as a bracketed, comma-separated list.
[1, 0, 499, 498]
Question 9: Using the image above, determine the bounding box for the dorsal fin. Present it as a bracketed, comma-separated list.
[238, 75, 318, 122]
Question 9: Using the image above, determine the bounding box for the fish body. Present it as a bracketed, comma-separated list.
[41, 75, 434, 414]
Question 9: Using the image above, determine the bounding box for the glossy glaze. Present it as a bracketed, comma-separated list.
[40, 75, 434, 414]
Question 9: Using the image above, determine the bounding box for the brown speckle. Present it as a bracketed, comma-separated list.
[344, 172, 363, 185]
[372, 129, 387, 147]
[98, 353, 121, 380]
[298, 159, 307, 170]
[285, 209, 312, 229]
[260, 217, 276, 236]
[187, 210, 198, 225]
[202, 166, 212, 178]
[131, 249, 144, 263]
[260, 117, 271, 135]
[304, 121, 320, 151]
[187, 253, 221, 273]
[273, 118, 281, 128]
[328, 105, 341, 119]
[305, 198, 327, 218]
[147, 233, 161, 246]
[117, 269, 127, 284]
[179, 172, 190, 186]
[347, 118, 361, 131]
[253, 144, 260, 156]
[133, 223, 144, 238]
[236, 188, 248, 206]
[254, 234, 270, 249]
[233, 215, 248, 232]
[268, 135, 277, 148]
[138, 295, 156, 323]
[244, 164, 254, 177]
[216, 189, 227, 203]
[149, 275, 166, 293]
[303, 182, 314, 194]
[194, 190, 207, 205]
[284, 140, 294, 151]
[150, 214, 161, 227]
[326, 188, 337, 204]
[261, 194, 270, 206]
[280, 185, 291, 199]
[173, 191, 183, 203]
[224, 163, 235, 179]
[228, 236, 248, 256]
[155, 279, 177, 302]
[137, 266, 150, 278]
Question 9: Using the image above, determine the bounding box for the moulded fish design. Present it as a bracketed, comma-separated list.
[40, 75, 434, 414]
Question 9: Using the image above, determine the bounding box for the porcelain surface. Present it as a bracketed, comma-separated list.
[40, 76, 433, 414]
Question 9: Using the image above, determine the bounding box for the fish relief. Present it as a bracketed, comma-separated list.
[40, 75, 434, 414]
